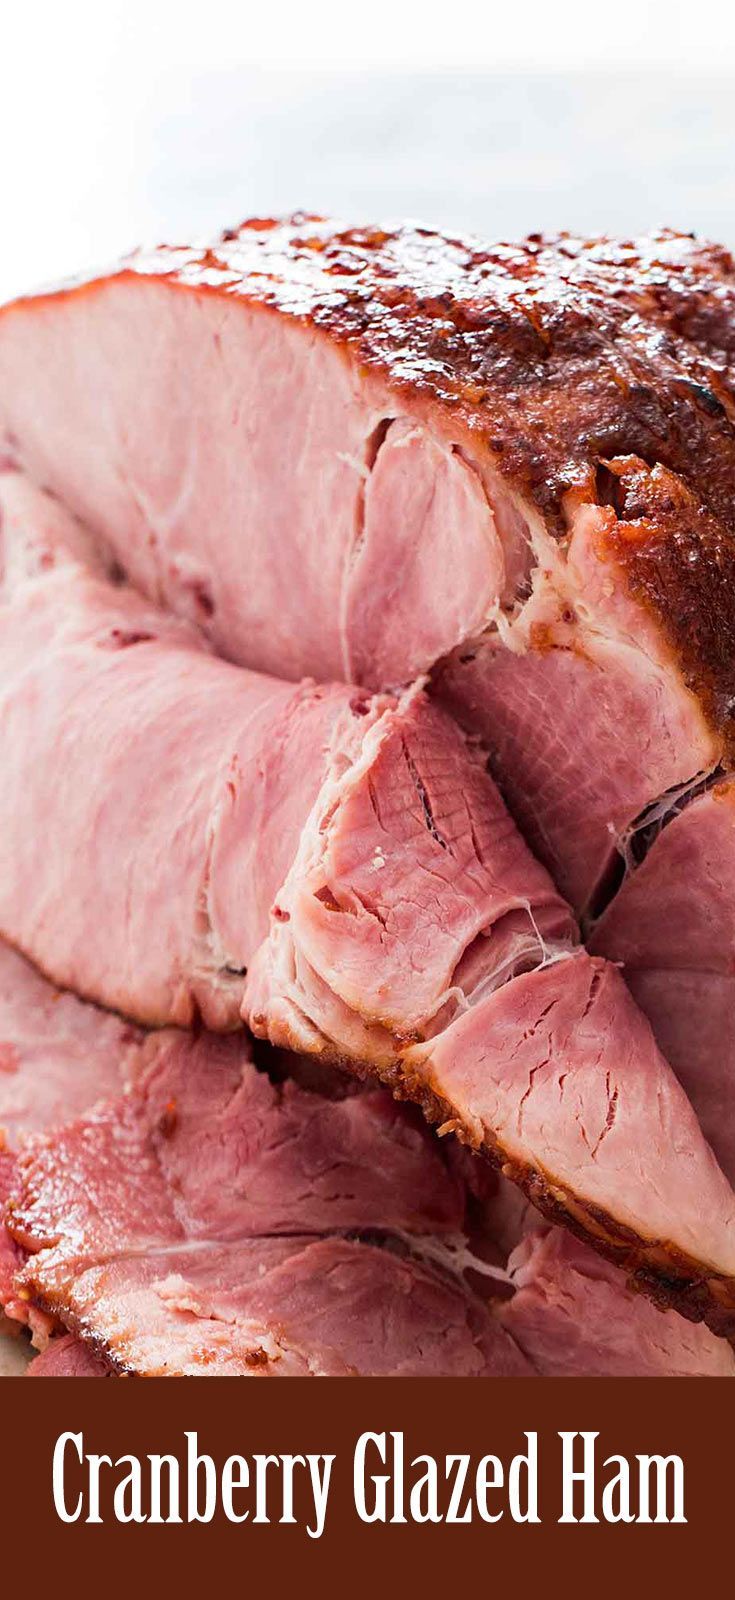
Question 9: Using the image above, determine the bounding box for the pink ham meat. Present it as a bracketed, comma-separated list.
[10, 1029, 530, 1377]
[498, 1225, 735, 1378]
[590, 781, 735, 1188]
[437, 479, 721, 917]
[0, 923, 527, 1375]
[1, 471, 735, 1329]
[1, 921, 727, 1378]
[2, 221, 735, 925]
[0, 940, 137, 1329]
[474, 1177, 735, 1376]
[0, 470, 570, 1032]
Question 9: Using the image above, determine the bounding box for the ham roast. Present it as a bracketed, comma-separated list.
[2, 216, 735, 1369]
[1, 220, 733, 914]
[1, 471, 735, 1333]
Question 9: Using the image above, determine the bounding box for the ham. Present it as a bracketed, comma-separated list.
[3, 218, 735, 1362]
[27, 1334, 111, 1378]
[1, 220, 734, 927]
[1, 927, 726, 1379]
[590, 780, 735, 1187]
[1, 472, 735, 1328]
[499, 1225, 735, 1378]
[11, 1028, 530, 1377]
[0, 470, 571, 1032]
[0, 940, 137, 1329]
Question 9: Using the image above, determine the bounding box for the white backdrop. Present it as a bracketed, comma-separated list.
[2, 0, 735, 300]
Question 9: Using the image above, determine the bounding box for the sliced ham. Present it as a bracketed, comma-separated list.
[27, 1334, 111, 1378]
[2, 221, 735, 928]
[499, 1226, 735, 1378]
[0, 940, 141, 1145]
[477, 1181, 735, 1377]
[0, 930, 532, 1376]
[1, 471, 735, 1329]
[3, 939, 729, 1378]
[11, 1029, 530, 1377]
[0, 940, 137, 1329]
[0, 470, 570, 1031]
[437, 471, 722, 916]
[590, 780, 735, 1187]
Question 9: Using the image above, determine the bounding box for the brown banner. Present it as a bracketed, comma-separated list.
[0, 1376, 730, 1587]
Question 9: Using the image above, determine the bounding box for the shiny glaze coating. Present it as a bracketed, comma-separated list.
[8, 216, 735, 738]
[597, 456, 735, 745]
[122, 217, 735, 741]
[59, 216, 735, 532]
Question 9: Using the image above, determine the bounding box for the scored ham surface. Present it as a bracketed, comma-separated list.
[1, 220, 734, 928]
[2, 473, 735, 1329]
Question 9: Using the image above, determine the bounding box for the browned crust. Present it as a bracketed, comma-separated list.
[277, 1036, 735, 1340]
[8, 216, 735, 741]
[47, 218, 735, 537]
[596, 456, 735, 752]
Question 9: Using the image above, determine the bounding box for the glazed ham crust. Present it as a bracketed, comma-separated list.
[4, 218, 735, 736]
[4, 217, 735, 732]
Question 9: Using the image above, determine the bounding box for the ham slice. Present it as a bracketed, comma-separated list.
[590, 780, 735, 1187]
[11, 1029, 530, 1377]
[499, 1225, 735, 1378]
[27, 1334, 111, 1378]
[437, 472, 722, 916]
[0, 927, 725, 1379]
[0, 470, 570, 1031]
[2, 221, 735, 929]
[0, 940, 137, 1329]
[0, 473, 734, 1330]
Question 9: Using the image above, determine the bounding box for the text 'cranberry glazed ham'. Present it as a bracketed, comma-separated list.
[2, 220, 735, 924]
[1, 472, 735, 1332]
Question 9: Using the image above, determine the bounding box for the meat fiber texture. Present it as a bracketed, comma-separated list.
[1, 935, 727, 1379]
[1, 476, 735, 1335]
[0, 941, 138, 1330]
[0, 927, 535, 1376]
[590, 782, 735, 1189]
[6, 991, 728, 1379]
[499, 1223, 735, 1378]
[2, 220, 734, 1233]
[2, 220, 735, 922]
[27, 1334, 112, 1378]
[11, 1027, 533, 1377]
